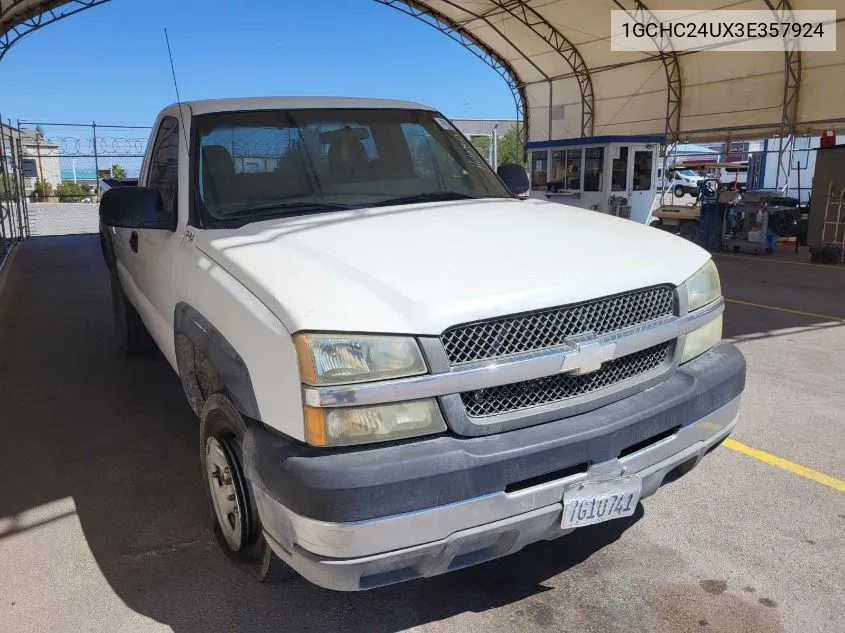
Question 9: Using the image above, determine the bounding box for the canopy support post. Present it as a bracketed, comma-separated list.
[763, 0, 802, 191]
[612, 1, 682, 144]
[487, 1, 594, 137]
[374, 0, 529, 151]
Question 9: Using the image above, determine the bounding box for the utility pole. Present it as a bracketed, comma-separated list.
[492, 124, 499, 169]
[35, 131, 44, 200]
[92, 121, 100, 201]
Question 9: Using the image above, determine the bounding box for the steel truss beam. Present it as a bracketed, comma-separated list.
[485, 1, 594, 137]
[375, 0, 530, 150]
[0, 0, 111, 62]
[611, 0, 682, 144]
[431, 0, 559, 138]
[763, 0, 801, 190]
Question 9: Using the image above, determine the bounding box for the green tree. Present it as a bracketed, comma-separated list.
[496, 125, 525, 167]
[55, 181, 88, 202]
[32, 178, 52, 200]
[0, 174, 18, 200]
[470, 135, 492, 164]
[111, 164, 127, 179]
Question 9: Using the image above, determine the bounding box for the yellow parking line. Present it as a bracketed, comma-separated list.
[725, 298, 845, 323]
[723, 439, 845, 492]
[714, 253, 845, 270]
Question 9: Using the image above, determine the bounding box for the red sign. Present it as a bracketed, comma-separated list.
[820, 130, 836, 149]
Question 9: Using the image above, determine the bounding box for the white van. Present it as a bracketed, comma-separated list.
[658, 167, 705, 197]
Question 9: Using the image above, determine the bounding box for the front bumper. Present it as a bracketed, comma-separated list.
[244, 344, 745, 591]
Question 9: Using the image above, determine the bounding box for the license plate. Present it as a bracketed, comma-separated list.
[561, 477, 642, 529]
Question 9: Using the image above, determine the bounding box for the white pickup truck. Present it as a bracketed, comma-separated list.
[99, 97, 744, 591]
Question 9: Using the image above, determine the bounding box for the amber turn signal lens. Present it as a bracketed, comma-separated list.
[303, 405, 328, 447]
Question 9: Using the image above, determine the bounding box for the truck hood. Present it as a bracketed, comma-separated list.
[195, 198, 710, 334]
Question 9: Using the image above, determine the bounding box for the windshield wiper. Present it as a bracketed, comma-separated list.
[370, 191, 481, 207]
[222, 201, 359, 219]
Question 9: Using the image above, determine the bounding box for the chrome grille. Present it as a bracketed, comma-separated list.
[460, 342, 672, 418]
[441, 286, 675, 365]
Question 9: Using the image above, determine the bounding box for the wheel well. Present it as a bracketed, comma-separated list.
[173, 303, 260, 420]
[175, 333, 218, 417]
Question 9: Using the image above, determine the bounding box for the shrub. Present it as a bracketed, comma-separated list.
[55, 181, 89, 202]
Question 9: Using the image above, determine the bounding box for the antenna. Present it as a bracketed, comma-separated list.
[164, 28, 190, 147]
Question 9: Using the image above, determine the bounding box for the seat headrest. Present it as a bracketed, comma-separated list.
[202, 145, 235, 176]
[202, 145, 235, 210]
[328, 138, 369, 180]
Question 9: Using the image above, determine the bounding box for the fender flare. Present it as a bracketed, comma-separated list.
[174, 302, 260, 420]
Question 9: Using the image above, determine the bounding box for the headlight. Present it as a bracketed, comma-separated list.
[684, 260, 721, 311]
[304, 399, 446, 446]
[294, 333, 427, 386]
[681, 314, 722, 364]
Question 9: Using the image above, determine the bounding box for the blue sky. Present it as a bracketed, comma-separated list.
[0, 0, 516, 126]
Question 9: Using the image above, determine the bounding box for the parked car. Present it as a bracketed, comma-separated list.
[99, 97, 744, 591]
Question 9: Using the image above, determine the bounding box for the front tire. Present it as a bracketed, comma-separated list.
[673, 185, 685, 198]
[200, 393, 294, 583]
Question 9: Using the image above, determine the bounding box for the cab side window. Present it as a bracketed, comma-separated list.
[147, 117, 180, 217]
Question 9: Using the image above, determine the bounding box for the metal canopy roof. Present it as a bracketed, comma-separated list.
[2, 0, 844, 145]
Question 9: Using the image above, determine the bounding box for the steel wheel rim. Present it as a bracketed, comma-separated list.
[206, 436, 244, 551]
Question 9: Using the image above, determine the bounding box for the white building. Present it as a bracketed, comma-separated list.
[758, 133, 845, 203]
[19, 130, 62, 195]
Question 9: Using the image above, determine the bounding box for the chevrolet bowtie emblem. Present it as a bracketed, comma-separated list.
[560, 333, 617, 376]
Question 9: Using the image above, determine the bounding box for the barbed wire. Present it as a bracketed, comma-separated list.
[39, 135, 149, 157]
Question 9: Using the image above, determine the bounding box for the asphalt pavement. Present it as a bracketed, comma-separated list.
[0, 236, 842, 633]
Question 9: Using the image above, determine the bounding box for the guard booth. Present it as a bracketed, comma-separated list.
[526, 135, 662, 224]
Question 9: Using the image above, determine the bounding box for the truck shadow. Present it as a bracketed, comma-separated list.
[1, 235, 642, 633]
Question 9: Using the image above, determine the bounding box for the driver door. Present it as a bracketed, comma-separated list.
[131, 116, 181, 354]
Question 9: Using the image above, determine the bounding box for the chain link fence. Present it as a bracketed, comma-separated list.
[1, 119, 28, 264]
[12, 120, 151, 236]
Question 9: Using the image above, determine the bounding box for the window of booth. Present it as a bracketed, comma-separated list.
[531, 151, 548, 189]
[612, 146, 629, 191]
[633, 150, 653, 191]
[584, 147, 604, 191]
[551, 150, 565, 184]
[550, 148, 583, 191]
[565, 149, 582, 190]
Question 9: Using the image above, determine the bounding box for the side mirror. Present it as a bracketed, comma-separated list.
[497, 164, 530, 196]
[99, 187, 175, 230]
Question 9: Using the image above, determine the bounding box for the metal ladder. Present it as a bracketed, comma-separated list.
[821, 182, 845, 264]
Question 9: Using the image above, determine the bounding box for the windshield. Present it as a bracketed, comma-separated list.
[193, 108, 511, 226]
[675, 169, 698, 177]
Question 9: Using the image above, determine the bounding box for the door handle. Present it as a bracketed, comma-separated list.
[129, 231, 139, 253]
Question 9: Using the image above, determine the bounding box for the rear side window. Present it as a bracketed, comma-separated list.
[147, 117, 180, 216]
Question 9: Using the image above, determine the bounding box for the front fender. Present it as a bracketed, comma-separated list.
[174, 302, 260, 420]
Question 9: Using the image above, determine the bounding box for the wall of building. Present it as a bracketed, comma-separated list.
[808, 146, 845, 246]
[761, 134, 845, 203]
[21, 140, 62, 192]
